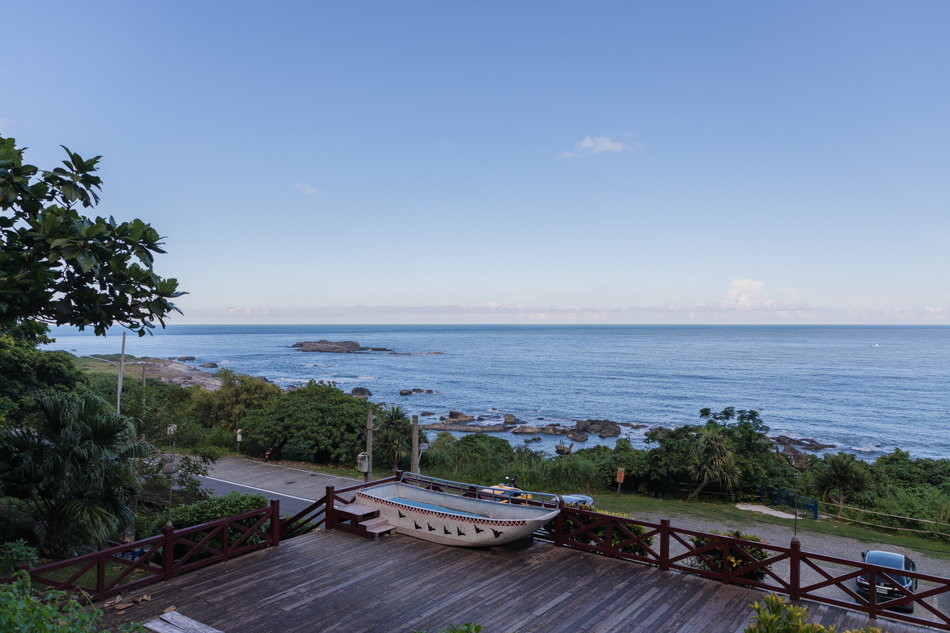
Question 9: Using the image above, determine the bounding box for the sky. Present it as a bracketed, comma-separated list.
[3, 1, 948, 325]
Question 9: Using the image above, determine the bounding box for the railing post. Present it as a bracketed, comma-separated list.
[760, 482, 764, 503]
[721, 538, 730, 584]
[270, 499, 281, 547]
[325, 486, 335, 531]
[395, 469, 404, 482]
[554, 500, 564, 547]
[97, 557, 106, 601]
[221, 523, 231, 560]
[660, 519, 670, 571]
[868, 569, 878, 620]
[163, 521, 175, 581]
[789, 539, 801, 603]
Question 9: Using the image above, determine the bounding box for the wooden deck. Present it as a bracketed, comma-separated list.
[98, 530, 931, 633]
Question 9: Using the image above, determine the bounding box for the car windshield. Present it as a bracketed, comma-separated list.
[865, 551, 910, 584]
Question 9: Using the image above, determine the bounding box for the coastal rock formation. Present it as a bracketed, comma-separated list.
[504, 414, 517, 424]
[399, 390, 412, 396]
[177, 356, 196, 361]
[420, 411, 435, 417]
[199, 362, 218, 368]
[567, 431, 589, 442]
[292, 340, 394, 353]
[448, 411, 475, 423]
[351, 387, 372, 398]
[771, 436, 836, 451]
[575, 419, 622, 438]
[513, 424, 570, 436]
[421, 421, 507, 433]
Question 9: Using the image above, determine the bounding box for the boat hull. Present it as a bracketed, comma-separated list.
[355, 482, 559, 547]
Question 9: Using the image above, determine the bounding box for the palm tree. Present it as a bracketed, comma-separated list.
[687, 424, 741, 500]
[375, 406, 412, 473]
[814, 452, 869, 521]
[0, 392, 153, 557]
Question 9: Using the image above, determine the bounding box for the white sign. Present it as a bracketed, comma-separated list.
[236, 430, 242, 442]
[167, 424, 177, 435]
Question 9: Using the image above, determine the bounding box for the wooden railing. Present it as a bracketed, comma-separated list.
[538, 506, 950, 630]
[0, 500, 281, 603]
[281, 473, 402, 539]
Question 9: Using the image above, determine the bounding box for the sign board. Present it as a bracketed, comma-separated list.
[167, 424, 177, 436]
[236, 429, 242, 442]
[616, 467, 625, 483]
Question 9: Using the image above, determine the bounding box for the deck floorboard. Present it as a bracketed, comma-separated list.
[97, 531, 933, 633]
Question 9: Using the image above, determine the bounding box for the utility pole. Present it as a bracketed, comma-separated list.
[411, 415, 419, 474]
[117, 331, 126, 415]
[364, 410, 373, 483]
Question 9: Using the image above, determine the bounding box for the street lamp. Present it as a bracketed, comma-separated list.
[82, 355, 123, 415]
[80, 331, 127, 414]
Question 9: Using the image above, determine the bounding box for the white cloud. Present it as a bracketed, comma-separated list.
[559, 135, 631, 158]
[294, 183, 318, 195]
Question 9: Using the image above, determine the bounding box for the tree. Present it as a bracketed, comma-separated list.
[188, 369, 282, 431]
[0, 335, 85, 425]
[687, 423, 741, 500]
[814, 452, 869, 520]
[375, 405, 412, 472]
[238, 382, 377, 464]
[0, 391, 152, 557]
[0, 135, 184, 341]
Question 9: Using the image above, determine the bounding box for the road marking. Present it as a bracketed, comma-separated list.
[200, 475, 316, 503]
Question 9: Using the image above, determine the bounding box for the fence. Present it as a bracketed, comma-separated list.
[761, 484, 819, 519]
[0, 500, 280, 603]
[536, 506, 950, 630]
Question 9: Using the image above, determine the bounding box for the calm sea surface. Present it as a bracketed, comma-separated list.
[42, 325, 950, 461]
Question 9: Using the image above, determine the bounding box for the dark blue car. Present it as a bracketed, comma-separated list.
[856, 550, 918, 613]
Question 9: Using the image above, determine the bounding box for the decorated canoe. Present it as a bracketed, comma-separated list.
[355, 474, 560, 547]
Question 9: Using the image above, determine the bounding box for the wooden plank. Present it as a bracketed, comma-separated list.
[160, 611, 225, 633]
[99, 530, 941, 633]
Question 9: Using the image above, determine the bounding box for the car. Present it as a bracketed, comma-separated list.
[856, 550, 918, 613]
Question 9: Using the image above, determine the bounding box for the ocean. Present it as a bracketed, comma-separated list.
[41, 324, 950, 461]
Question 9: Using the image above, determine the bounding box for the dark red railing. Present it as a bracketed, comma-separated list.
[539, 506, 950, 630]
[0, 499, 280, 603]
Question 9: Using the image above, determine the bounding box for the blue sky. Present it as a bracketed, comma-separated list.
[3, 2, 948, 325]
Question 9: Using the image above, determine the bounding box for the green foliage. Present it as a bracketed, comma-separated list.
[745, 593, 885, 633]
[189, 369, 281, 431]
[0, 391, 153, 557]
[0, 571, 102, 632]
[688, 529, 770, 582]
[0, 135, 184, 341]
[813, 452, 870, 520]
[136, 490, 269, 539]
[0, 539, 37, 575]
[687, 423, 741, 500]
[238, 381, 376, 464]
[423, 433, 516, 484]
[0, 336, 85, 425]
[374, 405, 414, 472]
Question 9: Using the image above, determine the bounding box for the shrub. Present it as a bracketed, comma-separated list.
[745, 594, 885, 633]
[0, 571, 101, 632]
[688, 529, 770, 582]
[0, 539, 37, 575]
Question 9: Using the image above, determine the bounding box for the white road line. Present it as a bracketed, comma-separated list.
[200, 475, 316, 503]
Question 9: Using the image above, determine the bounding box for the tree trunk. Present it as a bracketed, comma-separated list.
[689, 480, 708, 501]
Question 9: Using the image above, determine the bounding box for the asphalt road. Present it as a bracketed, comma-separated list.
[198, 457, 362, 518]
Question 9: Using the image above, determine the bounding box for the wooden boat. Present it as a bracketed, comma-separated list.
[355, 474, 560, 547]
